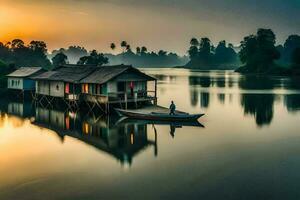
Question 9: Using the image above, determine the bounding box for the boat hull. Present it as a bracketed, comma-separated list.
[115, 108, 204, 122]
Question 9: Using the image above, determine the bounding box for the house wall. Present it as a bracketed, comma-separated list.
[107, 81, 117, 94]
[107, 81, 146, 93]
[23, 79, 36, 90]
[36, 81, 50, 95]
[7, 78, 23, 90]
[49, 81, 65, 97]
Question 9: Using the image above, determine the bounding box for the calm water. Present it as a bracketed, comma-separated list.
[1, 68, 300, 200]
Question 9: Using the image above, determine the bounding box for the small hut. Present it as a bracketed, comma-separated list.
[6, 67, 44, 92]
[80, 65, 157, 109]
[31, 64, 157, 111]
[31, 65, 97, 103]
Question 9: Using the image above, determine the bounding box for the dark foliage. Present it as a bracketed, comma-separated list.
[77, 50, 108, 66]
[237, 29, 280, 73]
[0, 39, 51, 69]
[49, 46, 88, 64]
[292, 48, 300, 67]
[52, 52, 68, 68]
[105, 41, 187, 67]
[186, 37, 239, 69]
[278, 35, 300, 65]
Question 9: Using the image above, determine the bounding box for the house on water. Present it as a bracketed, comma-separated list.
[6, 67, 44, 94]
[80, 65, 157, 109]
[31, 64, 157, 111]
[31, 65, 97, 103]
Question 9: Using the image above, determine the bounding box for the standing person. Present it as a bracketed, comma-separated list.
[169, 101, 176, 115]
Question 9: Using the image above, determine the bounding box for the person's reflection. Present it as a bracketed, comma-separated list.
[170, 125, 176, 138]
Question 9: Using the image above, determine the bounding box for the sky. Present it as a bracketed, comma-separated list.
[0, 0, 299, 55]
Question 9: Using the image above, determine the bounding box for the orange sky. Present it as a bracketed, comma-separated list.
[0, 0, 299, 55]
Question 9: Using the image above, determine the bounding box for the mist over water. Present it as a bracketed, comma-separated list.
[0, 68, 300, 199]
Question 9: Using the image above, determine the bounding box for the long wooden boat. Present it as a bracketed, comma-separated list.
[115, 108, 204, 122]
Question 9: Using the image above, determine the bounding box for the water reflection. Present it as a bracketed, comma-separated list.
[200, 92, 210, 108]
[0, 99, 204, 166]
[184, 71, 300, 126]
[34, 106, 157, 165]
[285, 94, 300, 112]
[241, 94, 275, 127]
[238, 75, 277, 90]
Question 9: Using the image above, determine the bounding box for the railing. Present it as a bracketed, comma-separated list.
[107, 91, 156, 103]
[79, 90, 156, 104]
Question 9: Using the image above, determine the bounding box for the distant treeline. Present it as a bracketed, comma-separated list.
[236, 29, 300, 75]
[185, 30, 300, 73]
[186, 38, 240, 69]
[0, 28, 300, 77]
[49, 41, 188, 68]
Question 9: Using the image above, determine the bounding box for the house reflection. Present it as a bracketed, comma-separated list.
[200, 92, 210, 108]
[35, 107, 157, 166]
[189, 76, 212, 88]
[8, 101, 34, 118]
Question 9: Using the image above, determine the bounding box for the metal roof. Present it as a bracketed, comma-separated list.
[31, 65, 97, 83]
[80, 65, 156, 84]
[31, 64, 156, 84]
[6, 67, 43, 78]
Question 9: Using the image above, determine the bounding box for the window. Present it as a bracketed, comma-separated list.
[65, 83, 70, 93]
[56, 85, 59, 91]
[82, 84, 89, 93]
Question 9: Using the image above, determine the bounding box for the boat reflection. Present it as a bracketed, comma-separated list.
[116, 117, 204, 139]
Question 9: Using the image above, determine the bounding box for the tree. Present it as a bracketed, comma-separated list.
[121, 41, 127, 52]
[282, 35, 300, 63]
[141, 46, 147, 54]
[292, 48, 300, 68]
[11, 39, 25, 49]
[215, 40, 238, 64]
[199, 38, 212, 55]
[110, 43, 116, 51]
[188, 46, 198, 59]
[29, 41, 47, 53]
[158, 50, 167, 57]
[77, 50, 108, 66]
[239, 29, 280, 73]
[136, 47, 141, 55]
[52, 52, 68, 68]
[126, 44, 131, 52]
[190, 38, 199, 47]
[50, 46, 88, 64]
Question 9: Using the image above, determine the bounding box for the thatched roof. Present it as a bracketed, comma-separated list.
[80, 65, 156, 84]
[7, 67, 43, 78]
[31, 65, 97, 83]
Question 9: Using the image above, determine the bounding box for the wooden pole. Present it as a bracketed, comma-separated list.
[125, 93, 128, 110]
[154, 80, 157, 105]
